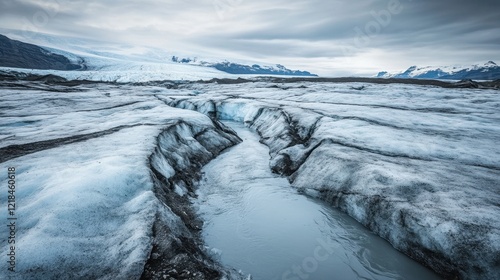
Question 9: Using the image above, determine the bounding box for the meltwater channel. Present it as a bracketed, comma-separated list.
[194, 121, 440, 280]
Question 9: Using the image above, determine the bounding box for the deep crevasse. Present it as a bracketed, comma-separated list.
[195, 121, 439, 280]
[162, 83, 500, 280]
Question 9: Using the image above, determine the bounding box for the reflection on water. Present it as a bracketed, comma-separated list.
[195, 121, 440, 280]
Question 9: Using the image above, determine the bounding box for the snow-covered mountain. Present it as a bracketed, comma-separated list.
[0, 34, 84, 70]
[171, 56, 316, 76]
[0, 30, 316, 82]
[378, 61, 500, 80]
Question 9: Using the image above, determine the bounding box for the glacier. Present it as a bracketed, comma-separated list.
[0, 78, 499, 279]
[195, 121, 440, 280]
[163, 81, 500, 279]
[0, 30, 316, 82]
[0, 82, 242, 279]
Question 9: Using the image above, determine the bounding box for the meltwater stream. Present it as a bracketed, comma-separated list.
[195, 121, 440, 280]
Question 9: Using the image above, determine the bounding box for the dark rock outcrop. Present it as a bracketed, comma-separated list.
[0, 34, 83, 70]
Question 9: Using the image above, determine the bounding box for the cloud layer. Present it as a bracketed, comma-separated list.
[1, 0, 499, 75]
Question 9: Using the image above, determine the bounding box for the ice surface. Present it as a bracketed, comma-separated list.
[166, 81, 500, 280]
[0, 83, 240, 279]
[1, 79, 499, 279]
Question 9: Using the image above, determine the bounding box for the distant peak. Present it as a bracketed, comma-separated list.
[378, 61, 500, 80]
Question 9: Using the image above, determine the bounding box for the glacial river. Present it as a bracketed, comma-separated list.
[195, 121, 440, 280]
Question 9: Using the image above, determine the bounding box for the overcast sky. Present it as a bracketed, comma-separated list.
[1, 0, 499, 76]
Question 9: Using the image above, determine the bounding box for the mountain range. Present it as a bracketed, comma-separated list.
[0, 33, 316, 79]
[377, 61, 500, 80]
[171, 56, 316, 76]
[2, 31, 497, 81]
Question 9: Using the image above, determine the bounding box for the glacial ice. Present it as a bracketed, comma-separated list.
[0, 83, 241, 279]
[196, 121, 440, 280]
[0, 79, 499, 279]
[165, 81, 500, 280]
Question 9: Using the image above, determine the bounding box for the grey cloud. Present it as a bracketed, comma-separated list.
[1, 0, 499, 75]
